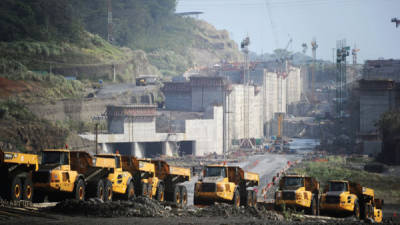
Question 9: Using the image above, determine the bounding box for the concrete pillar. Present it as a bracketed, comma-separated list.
[131, 142, 145, 158]
[192, 141, 197, 156]
[162, 141, 177, 157]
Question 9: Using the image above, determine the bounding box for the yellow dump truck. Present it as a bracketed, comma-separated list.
[275, 174, 320, 215]
[120, 155, 156, 199]
[0, 150, 39, 201]
[33, 149, 125, 202]
[320, 180, 383, 223]
[142, 159, 191, 207]
[194, 164, 259, 207]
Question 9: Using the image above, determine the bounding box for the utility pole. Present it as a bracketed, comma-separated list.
[311, 38, 318, 103]
[336, 39, 350, 118]
[107, 0, 113, 43]
[95, 123, 99, 154]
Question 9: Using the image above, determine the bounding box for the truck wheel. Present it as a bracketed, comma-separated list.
[125, 182, 135, 200]
[354, 201, 360, 219]
[180, 186, 188, 207]
[10, 177, 22, 201]
[246, 190, 253, 207]
[74, 179, 85, 201]
[173, 186, 181, 207]
[95, 179, 105, 200]
[141, 183, 148, 197]
[155, 183, 165, 202]
[252, 191, 257, 207]
[232, 189, 240, 208]
[23, 177, 34, 202]
[309, 197, 317, 215]
[147, 183, 153, 198]
[103, 179, 113, 202]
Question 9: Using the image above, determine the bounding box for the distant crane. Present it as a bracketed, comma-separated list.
[392, 18, 400, 28]
[352, 44, 360, 65]
[311, 38, 318, 103]
[302, 43, 308, 54]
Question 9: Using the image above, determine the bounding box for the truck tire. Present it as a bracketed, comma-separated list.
[94, 179, 105, 200]
[173, 186, 181, 207]
[10, 177, 22, 201]
[125, 182, 135, 200]
[180, 186, 188, 207]
[147, 183, 153, 198]
[104, 179, 113, 202]
[252, 191, 257, 207]
[23, 177, 34, 202]
[354, 200, 360, 219]
[246, 190, 253, 207]
[232, 189, 240, 208]
[155, 183, 165, 202]
[308, 197, 317, 215]
[74, 179, 85, 201]
[141, 183, 148, 197]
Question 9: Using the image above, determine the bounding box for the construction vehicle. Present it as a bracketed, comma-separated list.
[320, 180, 383, 223]
[140, 159, 191, 207]
[92, 153, 155, 201]
[33, 149, 127, 202]
[0, 150, 39, 201]
[194, 164, 259, 207]
[120, 155, 156, 199]
[275, 174, 320, 215]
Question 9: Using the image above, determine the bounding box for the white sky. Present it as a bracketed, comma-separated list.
[177, 0, 400, 62]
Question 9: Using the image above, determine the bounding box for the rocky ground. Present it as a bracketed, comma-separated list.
[0, 197, 398, 225]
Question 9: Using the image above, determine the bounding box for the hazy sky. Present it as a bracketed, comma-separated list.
[177, 0, 400, 62]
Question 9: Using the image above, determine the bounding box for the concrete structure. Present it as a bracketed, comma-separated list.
[359, 60, 400, 156]
[81, 105, 223, 157]
[81, 61, 305, 157]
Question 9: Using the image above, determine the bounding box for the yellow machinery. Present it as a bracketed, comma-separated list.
[275, 174, 320, 215]
[0, 150, 38, 201]
[33, 149, 126, 202]
[142, 159, 191, 207]
[194, 164, 259, 207]
[120, 156, 156, 199]
[320, 180, 383, 223]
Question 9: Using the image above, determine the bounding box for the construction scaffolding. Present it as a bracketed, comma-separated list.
[336, 39, 350, 117]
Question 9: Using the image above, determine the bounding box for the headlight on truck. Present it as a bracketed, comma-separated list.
[296, 192, 302, 200]
[4, 153, 13, 159]
[216, 184, 225, 192]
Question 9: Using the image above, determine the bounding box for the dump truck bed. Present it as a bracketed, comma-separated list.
[244, 172, 259, 183]
[0, 150, 38, 171]
[122, 156, 155, 174]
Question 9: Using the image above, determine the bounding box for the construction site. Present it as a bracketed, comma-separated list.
[1, 0, 400, 225]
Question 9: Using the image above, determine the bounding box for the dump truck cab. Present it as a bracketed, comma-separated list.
[94, 154, 133, 197]
[0, 150, 39, 201]
[275, 174, 320, 215]
[320, 180, 383, 223]
[194, 165, 259, 207]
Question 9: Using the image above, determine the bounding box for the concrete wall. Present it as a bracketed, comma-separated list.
[185, 107, 223, 155]
[164, 92, 192, 111]
[191, 86, 224, 112]
[360, 93, 391, 133]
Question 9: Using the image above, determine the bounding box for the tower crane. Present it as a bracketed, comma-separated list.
[392, 18, 399, 28]
[352, 44, 360, 65]
[302, 43, 308, 54]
